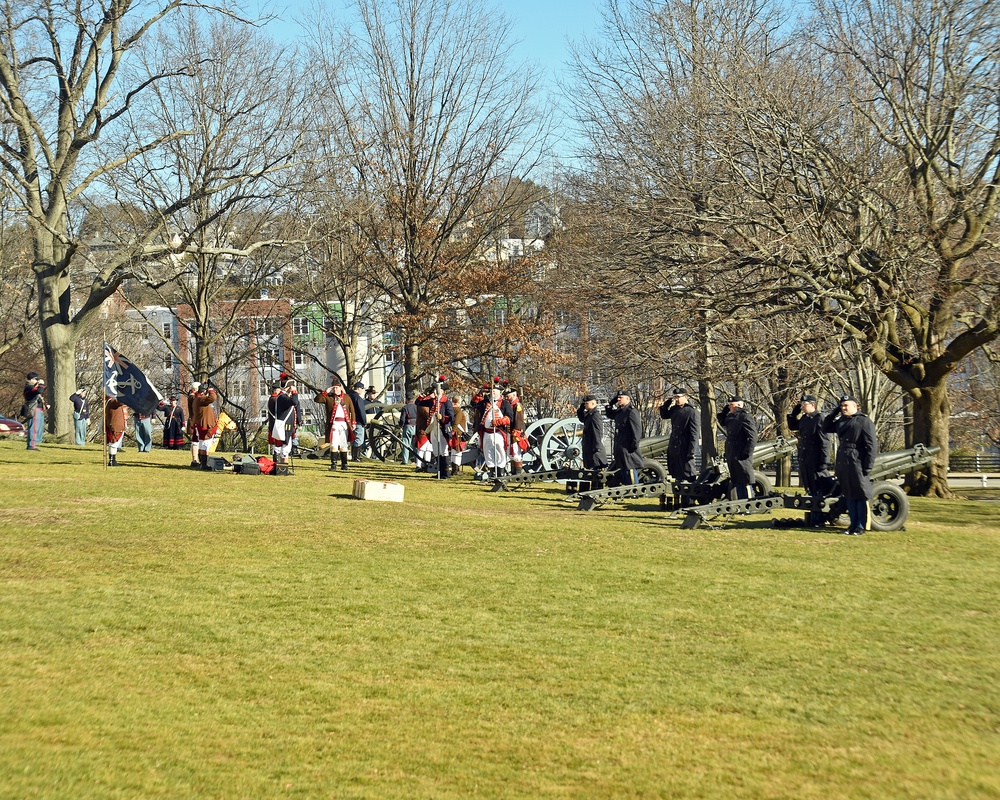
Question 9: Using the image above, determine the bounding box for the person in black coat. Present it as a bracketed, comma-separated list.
[606, 390, 643, 485]
[716, 396, 758, 499]
[576, 394, 609, 486]
[659, 386, 699, 482]
[348, 381, 368, 461]
[787, 393, 832, 512]
[823, 394, 879, 535]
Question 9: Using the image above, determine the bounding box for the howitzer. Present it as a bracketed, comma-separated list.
[679, 444, 940, 531]
[572, 436, 797, 511]
[488, 432, 672, 491]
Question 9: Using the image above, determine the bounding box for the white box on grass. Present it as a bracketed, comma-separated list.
[352, 478, 405, 503]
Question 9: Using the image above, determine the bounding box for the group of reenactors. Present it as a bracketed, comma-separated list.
[576, 386, 878, 534]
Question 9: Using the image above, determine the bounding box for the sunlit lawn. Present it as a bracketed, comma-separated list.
[1, 440, 997, 798]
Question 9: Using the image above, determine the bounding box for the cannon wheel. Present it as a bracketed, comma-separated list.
[753, 470, 773, 497]
[368, 422, 403, 463]
[522, 417, 559, 470]
[869, 482, 909, 531]
[539, 416, 585, 471]
[639, 458, 667, 484]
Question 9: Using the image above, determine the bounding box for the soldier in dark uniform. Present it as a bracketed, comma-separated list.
[717, 396, 758, 499]
[823, 394, 879, 535]
[659, 386, 699, 482]
[576, 394, 609, 489]
[606, 390, 643, 485]
[787, 393, 832, 521]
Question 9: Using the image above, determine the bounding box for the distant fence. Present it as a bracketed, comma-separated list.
[949, 453, 1000, 472]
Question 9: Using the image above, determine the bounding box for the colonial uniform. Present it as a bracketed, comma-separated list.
[267, 385, 297, 464]
[717, 398, 758, 500]
[187, 383, 219, 468]
[160, 399, 186, 449]
[314, 384, 356, 471]
[105, 397, 127, 466]
[478, 390, 513, 475]
[503, 387, 529, 474]
[416, 386, 454, 479]
[449, 400, 468, 475]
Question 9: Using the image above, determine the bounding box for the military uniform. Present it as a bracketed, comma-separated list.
[717, 399, 758, 499]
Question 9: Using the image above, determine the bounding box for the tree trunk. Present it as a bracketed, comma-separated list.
[772, 397, 792, 488]
[404, 341, 420, 397]
[40, 321, 80, 443]
[698, 378, 717, 466]
[906, 380, 951, 498]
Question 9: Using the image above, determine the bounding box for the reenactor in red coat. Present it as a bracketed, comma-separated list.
[105, 396, 127, 467]
[314, 380, 356, 471]
[186, 381, 219, 469]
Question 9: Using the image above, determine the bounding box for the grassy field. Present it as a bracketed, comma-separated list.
[1, 440, 998, 799]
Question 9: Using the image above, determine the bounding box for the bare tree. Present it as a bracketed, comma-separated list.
[306, 0, 551, 396]
[565, 0, 1000, 495]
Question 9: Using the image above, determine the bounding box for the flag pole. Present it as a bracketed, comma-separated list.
[103, 395, 109, 471]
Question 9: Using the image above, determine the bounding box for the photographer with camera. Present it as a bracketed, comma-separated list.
[23, 372, 48, 451]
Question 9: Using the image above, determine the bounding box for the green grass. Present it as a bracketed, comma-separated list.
[1, 441, 998, 798]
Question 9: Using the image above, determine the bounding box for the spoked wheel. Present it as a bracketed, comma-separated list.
[639, 457, 667, 484]
[539, 417, 585, 470]
[869, 482, 909, 531]
[521, 417, 559, 471]
[752, 470, 773, 497]
[368, 423, 404, 463]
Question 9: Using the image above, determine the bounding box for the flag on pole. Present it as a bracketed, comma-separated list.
[103, 342, 164, 416]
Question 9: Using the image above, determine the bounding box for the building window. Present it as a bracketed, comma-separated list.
[294, 351, 305, 367]
[162, 322, 171, 339]
[292, 317, 310, 336]
[164, 355, 173, 370]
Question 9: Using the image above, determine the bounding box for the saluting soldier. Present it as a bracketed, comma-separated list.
[787, 393, 832, 515]
[607, 390, 643, 486]
[577, 394, 609, 489]
[717, 396, 758, 500]
[823, 394, 879, 535]
[659, 386, 699, 482]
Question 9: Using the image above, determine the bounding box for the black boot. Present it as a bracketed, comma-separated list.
[190, 456, 200, 468]
[108, 453, 117, 467]
[199, 451, 209, 470]
[341, 453, 349, 471]
[450, 462, 458, 476]
[438, 456, 449, 479]
[512, 462, 523, 475]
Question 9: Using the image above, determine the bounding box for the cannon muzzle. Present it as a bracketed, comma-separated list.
[869, 444, 941, 482]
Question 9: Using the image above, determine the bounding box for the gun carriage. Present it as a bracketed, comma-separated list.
[677, 444, 939, 531]
[569, 436, 796, 511]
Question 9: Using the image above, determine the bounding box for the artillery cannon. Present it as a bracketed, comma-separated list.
[487, 433, 672, 491]
[571, 436, 796, 511]
[678, 444, 940, 531]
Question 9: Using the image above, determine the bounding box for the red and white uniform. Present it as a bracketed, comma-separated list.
[478, 391, 512, 471]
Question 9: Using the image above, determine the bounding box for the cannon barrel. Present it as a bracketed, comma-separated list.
[638, 435, 672, 459]
[868, 444, 940, 482]
[751, 436, 797, 466]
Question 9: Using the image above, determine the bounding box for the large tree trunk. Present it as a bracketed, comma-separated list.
[906, 380, 951, 498]
[772, 396, 792, 488]
[40, 321, 80, 443]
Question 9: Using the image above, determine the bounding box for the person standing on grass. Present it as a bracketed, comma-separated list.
[135, 411, 153, 453]
[478, 386, 513, 478]
[787, 393, 833, 523]
[399, 392, 417, 466]
[717, 396, 758, 500]
[23, 372, 47, 450]
[607, 390, 643, 486]
[576, 394, 609, 488]
[314, 380, 356, 471]
[160, 397, 186, 449]
[69, 387, 90, 446]
[823, 394, 879, 535]
[186, 381, 220, 469]
[105, 396, 127, 467]
[658, 386, 699, 483]
[448, 394, 468, 476]
[348, 381, 367, 462]
[267, 381, 297, 467]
